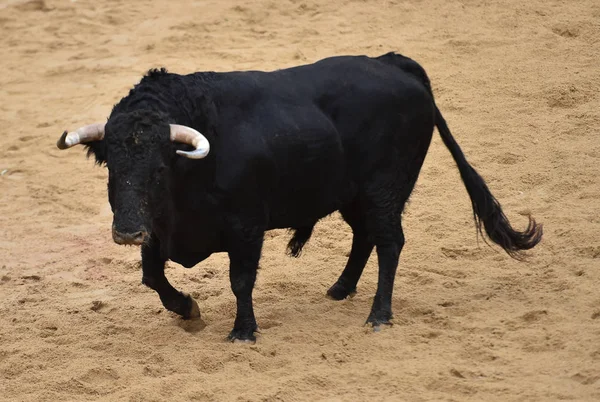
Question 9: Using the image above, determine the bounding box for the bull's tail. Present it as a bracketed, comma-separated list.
[434, 106, 543, 259]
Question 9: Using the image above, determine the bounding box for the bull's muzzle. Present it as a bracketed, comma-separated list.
[112, 229, 148, 246]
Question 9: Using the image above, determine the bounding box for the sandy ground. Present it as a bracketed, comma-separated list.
[1, 0, 599, 400]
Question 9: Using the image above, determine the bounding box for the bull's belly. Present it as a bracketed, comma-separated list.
[267, 179, 357, 229]
[168, 249, 213, 268]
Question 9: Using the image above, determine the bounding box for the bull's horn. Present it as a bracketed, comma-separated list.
[170, 124, 210, 159]
[57, 123, 105, 149]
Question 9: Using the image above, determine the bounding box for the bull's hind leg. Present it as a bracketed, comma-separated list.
[362, 154, 426, 328]
[141, 234, 200, 319]
[361, 161, 424, 328]
[327, 203, 374, 300]
[327, 234, 373, 300]
[366, 212, 405, 328]
[360, 115, 432, 328]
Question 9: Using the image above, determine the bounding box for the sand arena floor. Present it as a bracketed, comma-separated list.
[1, 0, 599, 400]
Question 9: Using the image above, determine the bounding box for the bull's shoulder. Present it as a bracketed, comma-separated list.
[212, 122, 276, 195]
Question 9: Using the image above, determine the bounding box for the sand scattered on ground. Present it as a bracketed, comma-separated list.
[1, 0, 599, 400]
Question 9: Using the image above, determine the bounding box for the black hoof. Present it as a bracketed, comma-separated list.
[228, 326, 258, 343]
[327, 281, 356, 300]
[162, 293, 201, 320]
[366, 310, 393, 330]
[182, 295, 201, 320]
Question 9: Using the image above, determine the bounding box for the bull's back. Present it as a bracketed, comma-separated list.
[208, 54, 433, 228]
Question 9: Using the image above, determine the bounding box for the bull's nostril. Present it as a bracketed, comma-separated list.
[133, 231, 144, 241]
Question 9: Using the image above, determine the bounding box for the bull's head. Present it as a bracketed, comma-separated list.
[57, 110, 210, 246]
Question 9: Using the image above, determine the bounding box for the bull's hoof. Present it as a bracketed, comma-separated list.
[182, 294, 201, 320]
[365, 310, 393, 331]
[232, 338, 255, 344]
[228, 327, 257, 344]
[326, 281, 356, 300]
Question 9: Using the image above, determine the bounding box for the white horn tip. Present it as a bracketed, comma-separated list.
[176, 148, 210, 159]
[65, 132, 80, 147]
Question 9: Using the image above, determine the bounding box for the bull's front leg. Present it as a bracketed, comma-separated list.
[226, 228, 263, 343]
[141, 234, 200, 319]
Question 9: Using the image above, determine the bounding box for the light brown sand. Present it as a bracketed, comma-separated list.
[1, 0, 599, 400]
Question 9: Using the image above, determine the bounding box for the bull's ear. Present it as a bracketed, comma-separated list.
[84, 141, 107, 166]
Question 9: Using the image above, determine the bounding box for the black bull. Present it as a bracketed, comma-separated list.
[57, 52, 542, 342]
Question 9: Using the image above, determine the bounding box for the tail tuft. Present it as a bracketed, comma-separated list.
[469, 179, 543, 260]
